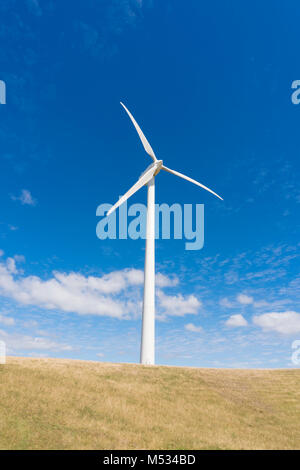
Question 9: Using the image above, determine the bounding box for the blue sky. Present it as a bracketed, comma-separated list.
[0, 0, 300, 368]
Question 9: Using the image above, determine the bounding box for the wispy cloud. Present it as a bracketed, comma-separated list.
[0, 329, 72, 353]
[26, 0, 42, 17]
[8, 225, 18, 231]
[73, 0, 153, 59]
[219, 297, 234, 308]
[0, 314, 15, 326]
[185, 323, 203, 333]
[11, 189, 37, 206]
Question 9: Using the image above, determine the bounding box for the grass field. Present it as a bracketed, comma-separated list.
[0, 357, 300, 450]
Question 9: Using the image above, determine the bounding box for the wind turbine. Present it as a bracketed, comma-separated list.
[107, 102, 223, 365]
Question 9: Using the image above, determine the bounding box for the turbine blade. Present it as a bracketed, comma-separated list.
[120, 102, 157, 162]
[162, 165, 223, 200]
[107, 166, 156, 216]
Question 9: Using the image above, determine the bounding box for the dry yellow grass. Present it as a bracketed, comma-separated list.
[0, 357, 300, 449]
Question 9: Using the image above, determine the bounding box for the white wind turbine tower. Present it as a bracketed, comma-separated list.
[108, 103, 223, 365]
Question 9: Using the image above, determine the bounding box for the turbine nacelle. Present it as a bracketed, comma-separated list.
[154, 159, 163, 176]
[139, 159, 163, 179]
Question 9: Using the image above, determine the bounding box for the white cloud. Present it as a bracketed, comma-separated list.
[0, 314, 15, 326]
[54, 268, 144, 297]
[225, 314, 248, 327]
[253, 311, 300, 335]
[124, 269, 144, 286]
[0, 330, 71, 352]
[0, 263, 129, 318]
[185, 323, 203, 333]
[157, 290, 201, 317]
[11, 189, 37, 206]
[156, 273, 179, 288]
[0, 255, 189, 320]
[237, 294, 253, 305]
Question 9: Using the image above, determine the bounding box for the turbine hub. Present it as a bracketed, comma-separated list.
[154, 159, 163, 175]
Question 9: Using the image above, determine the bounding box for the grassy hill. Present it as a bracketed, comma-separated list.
[0, 357, 299, 450]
